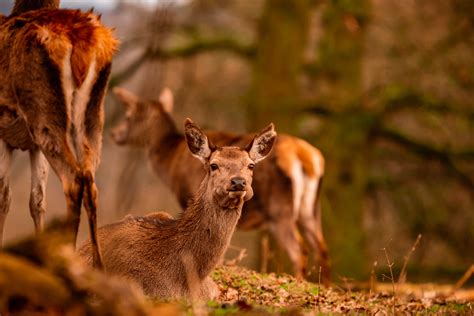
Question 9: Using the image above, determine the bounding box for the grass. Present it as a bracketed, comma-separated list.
[1, 227, 472, 315]
[148, 265, 474, 315]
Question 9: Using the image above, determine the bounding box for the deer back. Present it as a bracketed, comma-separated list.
[0, 9, 117, 152]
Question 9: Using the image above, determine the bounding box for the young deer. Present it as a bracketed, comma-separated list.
[79, 119, 276, 299]
[0, 0, 118, 268]
[110, 88, 330, 283]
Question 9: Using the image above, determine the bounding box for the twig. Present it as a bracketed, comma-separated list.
[109, 37, 256, 87]
[336, 274, 354, 295]
[373, 127, 474, 191]
[316, 266, 322, 304]
[451, 264, 474, 293]
[382, 248, 395, 294]
[398, 234, 422, 285]
[370, 261, 378, 296]
[382, 247, 396, 315]
[225, 245, 248, 266]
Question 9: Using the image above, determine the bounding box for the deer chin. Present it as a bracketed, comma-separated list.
[110, 130, 128, 145]
[214, 189, 247, 210]
[114, 138, 127, 146]
[243, 187, 254, 201]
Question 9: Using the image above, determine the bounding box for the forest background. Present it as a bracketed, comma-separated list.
[1, 0, 473, 283]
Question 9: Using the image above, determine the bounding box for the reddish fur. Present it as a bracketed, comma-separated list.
[0, 5, 118, 269]
[110, 88, 331, 283]
[275, 137, 324, 179]
[79, 121, 276, 299]
[4, 9, 117, 87]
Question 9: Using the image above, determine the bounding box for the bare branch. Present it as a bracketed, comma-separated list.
[382, 247, 396, 314]
[373, 127, 474, 161]
[148, 36, 256, 60]
[373, 126, 474, 190]
[451, 264, 474, 293]
[398, 234, 422, 285]
[109, 37, 255, 86]
[383, 92, 474, 119]
[109, 50, 150, 87]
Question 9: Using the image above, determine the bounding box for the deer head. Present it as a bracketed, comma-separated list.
[184, 118, 276, 209]
[111, 87, 174, 146]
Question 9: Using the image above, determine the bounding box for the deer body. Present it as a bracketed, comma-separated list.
[111, 88, 330, 282]
[0, 1, 117, 267]
[80, 119, 276, 299]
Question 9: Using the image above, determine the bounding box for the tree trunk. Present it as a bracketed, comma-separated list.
[314, 1, 371, 278]
[248, 0, 312, 132]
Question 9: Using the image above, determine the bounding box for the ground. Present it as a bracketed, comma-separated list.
[151, 265, 474, 315]
[1, 234, 472, 315]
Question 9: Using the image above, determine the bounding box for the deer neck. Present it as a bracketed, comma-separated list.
[11, 0, 60, 15]
[146, 117, 183, 183]
[176, 176, 243, 280]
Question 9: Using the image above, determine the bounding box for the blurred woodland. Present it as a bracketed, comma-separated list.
[1, 0, 473, 283]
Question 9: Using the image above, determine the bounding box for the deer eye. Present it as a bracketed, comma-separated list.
[248, 163, 255, 170]
[210, 163, 219, 171]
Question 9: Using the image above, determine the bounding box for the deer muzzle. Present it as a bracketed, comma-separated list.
[110, 126, 128, 145]
[229, 177, 246, 191]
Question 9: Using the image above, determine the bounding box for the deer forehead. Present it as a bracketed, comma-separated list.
[126, 101, 154, 117]
[210, 147, 252, 166]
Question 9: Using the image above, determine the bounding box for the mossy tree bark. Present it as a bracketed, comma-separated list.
[248, 0, 372, 279]
[247, 0, 312, 132]
[312, 0, 372, 278]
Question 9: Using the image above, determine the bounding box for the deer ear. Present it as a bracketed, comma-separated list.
[159, 87, 174, 113]
[246, 123, 276, 163]
[113, 87, 139, 107]
[184, 118, 215, 163]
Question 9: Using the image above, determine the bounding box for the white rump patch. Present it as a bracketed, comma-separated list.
[61, 50, 97, 163]
[300, 176, 318, 220]
[290, 158, 304, 220]
[312, 152, 324, 178]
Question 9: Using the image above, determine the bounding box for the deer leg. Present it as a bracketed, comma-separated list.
[76, 63, 111, 270]
[39, 144, 83, 247]
[12, 43, 86, 247]
[298, 178, 330, 283]
[26, 121, 84, 246]
[0, 140, 12, 246]
[297, 214, 330, 282]
[29, 149, 49, 233]
[26, 134, 83, 247]
[78, 139, 103, 269]
[82, 168, 102, 269]
[268, 220, 305, 279]
[72, 132, 103, 269]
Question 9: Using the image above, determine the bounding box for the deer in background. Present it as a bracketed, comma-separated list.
[0, 0, 118, 268]
[111, 87, 331, 283]
[80, 119, 276, 299]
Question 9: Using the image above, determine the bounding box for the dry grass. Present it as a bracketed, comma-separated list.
[198, 265, 473, 315]
[1, 225, 472, 315]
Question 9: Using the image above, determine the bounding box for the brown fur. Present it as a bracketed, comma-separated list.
[80, 120, 276, 299]
[0, 2, 118, 269]
[275, 136, 325, 178]
[4, 9, 117, 87]
[111, 88, 331, 283]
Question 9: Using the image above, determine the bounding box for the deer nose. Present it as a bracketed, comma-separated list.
[230, 177, 246, 191]
[110, 128, 126, 145]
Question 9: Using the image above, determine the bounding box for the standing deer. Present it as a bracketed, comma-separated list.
[0, 0, 118, 268]
[79, 119, 276, 299]
[110, 87, 330, 283]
